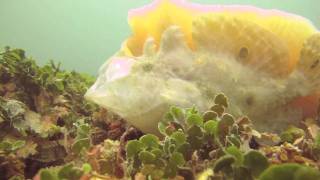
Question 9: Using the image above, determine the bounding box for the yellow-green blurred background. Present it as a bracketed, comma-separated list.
[0, 0, 319, 75]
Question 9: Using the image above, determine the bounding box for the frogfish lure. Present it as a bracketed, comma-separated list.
[85, 0, 320, 135]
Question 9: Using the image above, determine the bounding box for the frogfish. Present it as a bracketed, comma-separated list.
[85, 0, 320, 135]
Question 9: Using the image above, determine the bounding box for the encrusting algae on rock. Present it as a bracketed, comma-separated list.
[85, 0, 320, 135]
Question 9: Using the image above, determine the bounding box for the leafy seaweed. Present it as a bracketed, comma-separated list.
[39, 163, 88, 180]
[72, 120, 91, 154]
[0, 47, 101, 179]
[259, 163, 320, 180]
[125, 94, 320, 179]
[1, 47, 320, 180]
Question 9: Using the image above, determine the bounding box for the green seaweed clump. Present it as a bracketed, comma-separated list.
[125, 94, 320, 179]
[0, 47, 102, 179]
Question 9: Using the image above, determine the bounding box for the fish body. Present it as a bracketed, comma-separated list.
[85, 0, 320, 134]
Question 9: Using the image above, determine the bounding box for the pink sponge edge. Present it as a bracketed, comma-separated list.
[128, 0, 315, 25]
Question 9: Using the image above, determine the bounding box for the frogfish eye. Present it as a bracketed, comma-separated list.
[238, 47, 249, 61]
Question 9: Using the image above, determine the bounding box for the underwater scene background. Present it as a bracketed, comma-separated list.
[0, 0, 319, 75]
[1, 1, 320, 179]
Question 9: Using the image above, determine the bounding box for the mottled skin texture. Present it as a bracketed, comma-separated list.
[86, 0, 320, 135]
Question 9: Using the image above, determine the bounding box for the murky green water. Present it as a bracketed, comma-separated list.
[0, 0, 319, 75]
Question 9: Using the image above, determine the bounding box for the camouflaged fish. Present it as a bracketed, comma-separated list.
[85, 0, 320, 135]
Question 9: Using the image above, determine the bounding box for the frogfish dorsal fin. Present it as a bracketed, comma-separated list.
[192, 14, 290, 77]
[124, 0, 317, 77]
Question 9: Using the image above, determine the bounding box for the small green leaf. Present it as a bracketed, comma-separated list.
[170, 152, 185, 167]
[186, 114, 203, 126]
[210, 104, 224, 117]
[185, 106, 198, 116]
[11, 140, 26, 151]
[243, 150, 269, 177]
[57, 164, 73, 178]
[163, 137, 172, 154]
[79, 123, 90, 132]
[226, 146, 243, 165]
[164, 163, 178, 178]
[58, 164, 83, 180]
[139, 151, 156, 164]
[0, 141, 12, 151]
[213, 155, 236, 173]
[221, 114, 235, 125]
[170, 106, 184, 121]
[214, 93, 228, 108]
[177, 143, 191, 157]
[165, 125, 176, 135]
[164, 112, 174, 122]
[126, 140, 145, 158]
[82, 163, 92, 174]
[187, 125, 203, 137]
[169, 144, 176, 154]
[151, 149, 163, 159]
[204, 120, 218, 135]
[141, 164, 164, 179]
[202, 111, 218, 121]
[72, 122, 91, 154]
[77, 124, 90, 138]
[140, 134, 159, 149]
[154, 158, 167, 168]
[72, 138, 90, 154]
[226, 135, 241, 148]
[40, 169, 58, 180]
[280, 126, 305, 143]
[150, 169, 165, 179]
[158, 121, 167, 135]
[218, 113, 235, 137]
[171, 131, 186, 146]
[259, 163, 320, 180]
[294, 166, 320, 180]
[154, 158, 166, 168]
[141, 164, 154, 175]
